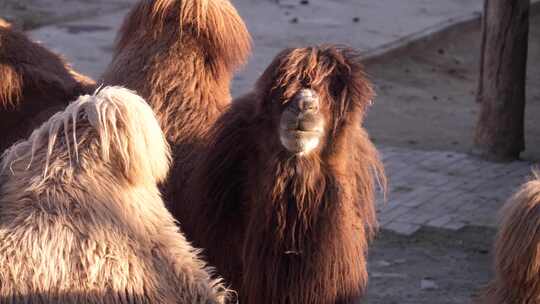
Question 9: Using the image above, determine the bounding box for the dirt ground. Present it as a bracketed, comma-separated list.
[364, 11, 540, 161]
[362, 13, 540, 302]
[0, 1, 536, 303]
[0, 0, 133, 29]
[364, 227, 494, 304]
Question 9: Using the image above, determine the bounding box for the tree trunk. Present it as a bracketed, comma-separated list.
[474, 0, 529, 161]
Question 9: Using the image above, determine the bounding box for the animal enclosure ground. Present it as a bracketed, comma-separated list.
[0, 0, 133, 29]
[365, 227, 494, 304]
[364, 10, 540, 161]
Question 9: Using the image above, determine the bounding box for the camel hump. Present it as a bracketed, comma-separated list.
[115, 0, 251, 71]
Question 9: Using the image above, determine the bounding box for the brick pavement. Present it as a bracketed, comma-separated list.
[376, 146, 537, 235]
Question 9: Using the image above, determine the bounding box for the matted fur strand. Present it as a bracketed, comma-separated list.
[2, 87, 170, 184]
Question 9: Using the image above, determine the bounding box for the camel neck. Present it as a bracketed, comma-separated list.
[102, 37, 232, 146]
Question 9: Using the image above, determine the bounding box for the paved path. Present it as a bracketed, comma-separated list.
[377, 147, 536, 235]
[25, 0, 539, 235]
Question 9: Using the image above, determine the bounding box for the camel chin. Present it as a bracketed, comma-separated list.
[279, 130, 322, 155]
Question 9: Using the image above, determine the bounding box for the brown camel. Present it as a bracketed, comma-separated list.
[0, 19, 95, 153]
[183, 46, 386, 304]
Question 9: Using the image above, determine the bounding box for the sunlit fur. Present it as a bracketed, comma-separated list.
[0, 19, 95, 153]
[0, 87, 229, 303]
[482, 172, 540, 304]
[101, 0, 251, 192]
[180, 46, 386, 304]
[0, 19, 10, 28]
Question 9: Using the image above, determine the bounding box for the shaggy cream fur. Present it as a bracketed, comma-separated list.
[0, 87, 229, 303]
[483, 171, 540, 304]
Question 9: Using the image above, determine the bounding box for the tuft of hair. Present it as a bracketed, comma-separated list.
[116, 0, 251, 71]
[0, 61, 21, 109]
[484, 171, 540, 304]
[2, 86, 171, 185]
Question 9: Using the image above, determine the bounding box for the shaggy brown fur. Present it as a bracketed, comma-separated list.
[0, 86, 229, 303]
[101, 0, 251, 206]
[0, 19, 95, 153]
[483, 172, 540, 304]
[181, 46, 386, 304]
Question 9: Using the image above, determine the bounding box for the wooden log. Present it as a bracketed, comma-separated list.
[474, 0, 530, 161]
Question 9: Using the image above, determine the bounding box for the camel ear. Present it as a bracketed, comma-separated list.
[0, 64, 23, 109]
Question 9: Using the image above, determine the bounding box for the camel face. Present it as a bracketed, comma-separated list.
[279, 89, 325, 155]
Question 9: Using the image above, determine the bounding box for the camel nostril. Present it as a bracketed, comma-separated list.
[296, 89, 320, 113]
[299, 99, 318, 112]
